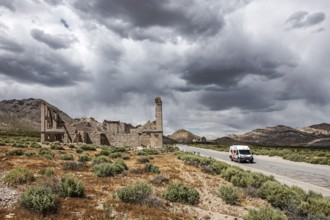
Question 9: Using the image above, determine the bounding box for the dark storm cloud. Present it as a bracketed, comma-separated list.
[31, 29, 76, 49]
[0, 0, 16, 11]
[44, 0, 63, 6]
[0, 35, 87, 87]
[60, 18, 69, 29]
[199, 88, 281, 112]
[286, 11, 326, 29]
[0, 54, 88, 87]
[0, 36, 24, 53]
[72, 0, 225, 40]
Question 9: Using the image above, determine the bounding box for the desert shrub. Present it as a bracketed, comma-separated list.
[122, 154, 131, 160]
[50, 144, 64, 150]
[218, 185, 240, 205]
[69, 144, 76, 149]
[6, 149, 24, 156]
[39, 168, 55, 177]
[220, 167, 242, 181]
[93, 155, 110, 165]
[60, 174, 84, 197]
[39, 148, 53, 158]
[109, 152, 122, 158]
[30, 142, 41, 148]
[150, 174, 169, 186]
[60, 154, 74, 161]
[76, 148, 83, 154]
[62, 161, 85, 171]
[250, 172, 275, 188]
[20, 186, 57, 214]
[144, 163, 160, 174]
[243, 207, 288, 220]
[25, 151, 37, 157]
[230, 171, 254, 187]
[117, 182, 152, 203]
[298, 197, 330, 217]
[4, 168, 35, 186]
[0, 141, 5, 146]
[258, 181, 302, 209]
[13, 142, 28, 148]
[80, 145, 96, 151]
[163, 182, 200, 205]
[92, 159, 127, 177]
[137, 156, 150, 164]
[78, 153, 91, 162]
[100, 149, 110, 156]
[109, 146, 127, 153]
[138, 148, 159, 155]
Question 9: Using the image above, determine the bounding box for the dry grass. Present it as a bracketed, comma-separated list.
[0, 141, 270, 219]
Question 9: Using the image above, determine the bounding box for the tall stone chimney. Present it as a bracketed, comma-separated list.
[155, 97, 163, 132]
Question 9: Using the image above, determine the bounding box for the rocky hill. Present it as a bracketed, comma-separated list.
[225, 124, 330, 147]
[168, 129, 200, 144]
[0, 98, 72, 136]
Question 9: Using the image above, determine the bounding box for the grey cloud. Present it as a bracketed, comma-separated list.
[31, 29, 76, 49]
[60, 18, 69, 29]
[0, 53, 88, 87]
[44, 0, 63, 6]
[0, 0, 16, 11]
[286, 11, 326, 29]
[72, 0, 226, 41]
[0, 36, 24, 53]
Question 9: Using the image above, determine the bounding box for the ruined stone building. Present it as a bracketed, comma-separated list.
[40, 97, 163, 147]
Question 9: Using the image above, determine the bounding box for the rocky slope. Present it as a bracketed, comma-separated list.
[168, 129, 200, 144]
[225, 124, 330, 147]
[0, 98, 73, 135]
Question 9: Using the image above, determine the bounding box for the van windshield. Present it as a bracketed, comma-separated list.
[239, 150, 251, 155]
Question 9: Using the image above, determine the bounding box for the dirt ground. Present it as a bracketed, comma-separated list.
[0, 143, 269, 220]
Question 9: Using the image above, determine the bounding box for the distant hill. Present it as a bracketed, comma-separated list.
[168, 129, 200, 144]
[0, 98, 73, 136]
[223, 124, 330, 148]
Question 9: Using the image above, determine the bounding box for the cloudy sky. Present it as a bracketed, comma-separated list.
[0, 0, 329, 138]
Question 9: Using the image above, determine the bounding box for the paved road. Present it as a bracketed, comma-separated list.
[177, 144, 330, 197]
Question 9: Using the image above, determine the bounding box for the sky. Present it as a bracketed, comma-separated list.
[0, 0, 329, 138]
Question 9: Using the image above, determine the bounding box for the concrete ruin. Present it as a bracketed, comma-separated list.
[41, 97, 163, 148]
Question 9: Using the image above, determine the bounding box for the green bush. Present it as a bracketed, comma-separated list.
[25, 151, 37, 157]
[78, 153, 91, 162]
[221, 167, 242, 181]
[3, 168, 35, 185]
[50, 144, 64, 150]
[243, 207, 287, 220]
[258, 181, 302, 209]
[218, 185, 240, 205]
[109, 152, 122, 158]
[93, 155, 110, 165]
[39, 148, 54, 158]
[39, 168, 55, 177]
[69, 144, 76, 149]
[91, 159, 127, 177]
[13, 142, 28, 148]
[62, 161, 85, 171]
[109, 146, 127, 153]
[60, 174, 84, 197]
[30, 142, 41, 148]
[144, 163, 160, 174]
[20, 186, 57, 214]
[60, 154, 74, 161]
[138, 148, 159, 155]
[76, 148, 83, 154]
[298, 197, 330, 217]
[163, 182, 200, 205]
[80, 145, 96, 151]
[6, 149, 24, 156]
[137, 156, 150, 164]
[100, 149, 110, 156]
[117, 182, 152, 203]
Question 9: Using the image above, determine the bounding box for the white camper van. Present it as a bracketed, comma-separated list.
[229, 145, 254, 163]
